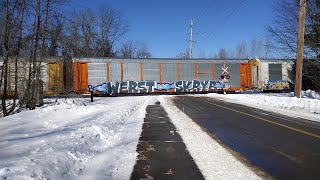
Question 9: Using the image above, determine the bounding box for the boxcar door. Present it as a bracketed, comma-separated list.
[73, 62, 88, 93]
[48, 63, 64, 94]
[240, 63, 252, 89]
[80, 63, 88, 92]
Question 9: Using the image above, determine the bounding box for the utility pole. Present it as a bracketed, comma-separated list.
[294, 0, 307, 98]
[189, 19, 193, 59]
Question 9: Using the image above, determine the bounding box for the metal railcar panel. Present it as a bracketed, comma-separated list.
[228, 63, 241, 87]
[162, 63, 178, 82]
[2, 62, 24, 95]
[214, 63, 241, 88]
[123, 63, 140, 81]
[88, 63, 107, 85]
[16, 62, 48, 93]
[143, 63, 160, 81]
[198, 63, 212, 81]
[180, 63, 195, 81]
[269, 64, 282, 81]
[110, 63, 121, 82]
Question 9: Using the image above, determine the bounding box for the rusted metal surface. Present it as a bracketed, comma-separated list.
[107, 62, 110, 81]
[73, 62, 88, 93]
[120, 63, 124, 82]
[177, 63, 181, 80]
[140, 63, 143, 81]
[159, 63, 163, 83]
[47, 63, 64, 94]
[240, 63, 252, 89]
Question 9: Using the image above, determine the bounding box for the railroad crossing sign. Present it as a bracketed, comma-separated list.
[222, 63, 229, 75]
[221, 63, 230, 80]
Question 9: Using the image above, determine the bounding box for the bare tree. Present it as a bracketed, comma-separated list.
[1, 0, 26, 116]
[24, 0, 66, 109]
[1, 1, 130, 116]
[267, 0, 320, 58]
[249, 37, 265, 58]
[65, 5, 128, 57]
[12, 0, 26, 113]
[198, 49, 206, 58]
[65, 12, 82, 57]
[267, 0, 298, 57]
[119, 40, 135, 58]
[268, 0, 320, 90]
[97, 6, 128, 57]
[0, 3, 4, 56]
[135, 41, 151, 58]
[23, 0, 42, 110]
[118, 40, 151, 58]
[218, 48, 228, 59]
[47, 13, 64, 56]
[63, 10, 96, 57]
[263, 37, 273, 59]
[235, 42, 248, 59]
[80, 10, 96, 57]
[305, 0, 320, 57]
[176, 49, 189, 58]
[1, 0, 11, 116]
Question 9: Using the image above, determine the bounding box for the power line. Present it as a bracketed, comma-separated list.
[195, 0, 246, 49]
[194, 0, 246, 50]
[193, 0, 218, 41]
[188, 0, 218, 48]
[198, 0, 217, 20]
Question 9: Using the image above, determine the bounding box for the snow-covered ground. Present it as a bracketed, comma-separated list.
[0, 91, 319, 179]
[204, 90, 320, 122]
[0, 97, 152, 179]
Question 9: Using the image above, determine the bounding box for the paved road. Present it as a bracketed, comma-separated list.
[131, 103, 204, 180]
[173, 96, 320, 180]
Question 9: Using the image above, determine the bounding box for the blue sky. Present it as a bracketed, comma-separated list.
[69, 0, 275, 58]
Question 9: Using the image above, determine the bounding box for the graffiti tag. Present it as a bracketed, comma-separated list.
[89, 80, 224, 94]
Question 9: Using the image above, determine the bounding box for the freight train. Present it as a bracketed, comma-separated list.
[0, 57, 294, 95]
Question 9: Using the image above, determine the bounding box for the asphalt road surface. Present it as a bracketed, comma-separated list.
[173, 96, 320, 180]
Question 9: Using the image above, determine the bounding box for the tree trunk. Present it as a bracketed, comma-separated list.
[2, 0, 11, 116]
[27, 0, 41, 110]
[8, 0, 26, 114]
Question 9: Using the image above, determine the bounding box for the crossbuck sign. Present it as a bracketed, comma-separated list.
[222, 63, 229, 75]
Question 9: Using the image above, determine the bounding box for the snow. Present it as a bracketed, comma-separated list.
[0, 91, 319, 179]
[159, 96, 261, 180]
[0, 96, 153, 180]
[203, 90, 320, 122]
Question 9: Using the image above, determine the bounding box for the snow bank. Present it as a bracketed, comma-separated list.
[0, 96, 153, 180]
[204, 91, 320, 122]
[159, 96, 261, 180]
[299, 89, 320, 99]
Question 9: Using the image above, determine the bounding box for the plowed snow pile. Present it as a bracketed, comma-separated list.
[205, 90, 320, 122]
[0, 97, 152, 179]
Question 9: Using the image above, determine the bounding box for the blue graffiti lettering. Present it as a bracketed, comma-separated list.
[89, 80, 224, 94]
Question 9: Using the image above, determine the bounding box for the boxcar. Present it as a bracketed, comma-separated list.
[249, 59, 294, 90]
[0, 57, 295, 96]
[0, 57, 66, 96]
[72, 58, 254, 94]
